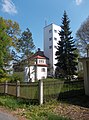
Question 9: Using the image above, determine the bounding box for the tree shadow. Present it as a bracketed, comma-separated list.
[58, 89, 89, 108]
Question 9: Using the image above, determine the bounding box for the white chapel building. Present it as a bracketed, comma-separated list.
[44, 23, 61, 76]
[24, 49, 48, 82]
[24, 23, 61, 82]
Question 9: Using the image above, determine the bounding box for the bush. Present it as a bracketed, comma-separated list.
[9, 72, 24, 82]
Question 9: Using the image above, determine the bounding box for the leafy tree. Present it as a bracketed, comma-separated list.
[55, 11, 78, 80]
[0, 17, 20, 80]
[76, 16, 89, 56]
[16, 28, 35, 81]
[0, 17, 11, 78]
[18, 28, 35, 66]
[5, 19, 20, 60]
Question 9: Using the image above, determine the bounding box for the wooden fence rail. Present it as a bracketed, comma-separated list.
[0, 80, 84, 104]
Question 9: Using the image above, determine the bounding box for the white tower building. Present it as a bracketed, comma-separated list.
[44, 23, 61, 76]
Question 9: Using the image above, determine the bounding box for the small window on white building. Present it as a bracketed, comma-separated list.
[54, 37, 57, 40]
[49, 37, 52, 41]
[39, 60, 44, 63]
[39, 60, 40, 63]
[49, 29, 52, 33]
[49, 46, 52, 49]
[41, 60, 44, 63]
[41, 68, 45, 72]
[54, 45, 57, 49]
[54, 29, 57, 33]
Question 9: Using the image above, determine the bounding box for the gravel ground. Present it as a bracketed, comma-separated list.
[0, 107, 26, 120]
[54, 102, 89, 120]
[1, 104, 89, 120]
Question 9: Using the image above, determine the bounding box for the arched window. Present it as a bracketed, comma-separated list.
[41, 68, 45, 72]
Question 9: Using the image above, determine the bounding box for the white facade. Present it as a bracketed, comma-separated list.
[36, 66, 47, 80]
[44, 23, 61, 75]
[24, 55, 47, 82]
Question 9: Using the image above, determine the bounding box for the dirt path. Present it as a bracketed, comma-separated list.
[0, 107, 27, 120]
[0, 111, 18, 120]
[54, 103, 89, 120]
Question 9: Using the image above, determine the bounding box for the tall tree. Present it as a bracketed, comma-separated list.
[5, 19, 20, 60]
[0, 17, 11, 74]
[55, 11, 78, 80]
[76, 16, 89, 56]
[0, 17, 20, 79]
[18, 28, 35, 66]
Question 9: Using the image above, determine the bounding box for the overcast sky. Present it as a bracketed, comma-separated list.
[0, 0, 89, 50]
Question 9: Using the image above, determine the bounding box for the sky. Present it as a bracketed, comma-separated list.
[0, 0, 89, 50]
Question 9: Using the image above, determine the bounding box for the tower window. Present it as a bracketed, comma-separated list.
[54, 37, 57, 40]
[49, 37, 52, 41]
[54, 45, 57, 49]
[39, 60, 44, 63]
[54, 29, 57, 33]
[49, 29, 52, 33]
[49, 46, 52, 49]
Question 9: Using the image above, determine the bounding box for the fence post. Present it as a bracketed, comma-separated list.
[39, 80, 43, 105]
[16, 81, 20, 97]
[4, 81, 8, 94]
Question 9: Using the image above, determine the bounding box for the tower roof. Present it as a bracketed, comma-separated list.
[30, 49, 49, 60]
[34, 55, 45, 59]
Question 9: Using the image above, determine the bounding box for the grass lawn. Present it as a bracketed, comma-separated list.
[0, 96, 70, 120]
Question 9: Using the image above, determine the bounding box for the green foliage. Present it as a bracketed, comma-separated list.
[0, 69, 11, 82]
[0, 77, 10, 82]
[18, 28, 35, 61]
[0, 17, 11, 67]
[0, 17, 36, 82]
[0, 96, 19, 110]
[55, 11, 78, 80]
[0, 17, 20, 81]
[0, 96, 70, 120]
[10, 72, 24, 82]
[46, 113, 69, 120]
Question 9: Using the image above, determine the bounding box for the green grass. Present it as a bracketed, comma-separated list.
[0, 96, 24, 110]
[0, 96, 70, 120]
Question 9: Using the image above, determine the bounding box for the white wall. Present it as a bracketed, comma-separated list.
[24, 67, 30, 82]
[52, 24, 61, 71]
[24, 65, 47, 82]
[30, 66, 35, 82]
[36, 66, 47, 80]
[44, 23, 61, 75]
[37, 59, 46, 65]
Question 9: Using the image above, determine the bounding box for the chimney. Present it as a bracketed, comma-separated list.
[38, 48, 40, 51]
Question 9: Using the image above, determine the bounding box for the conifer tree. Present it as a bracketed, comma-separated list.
[18, 28, 35, 64]
[55, 11, 78, 80]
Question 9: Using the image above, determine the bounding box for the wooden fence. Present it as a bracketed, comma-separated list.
[0, 80, 84, 104]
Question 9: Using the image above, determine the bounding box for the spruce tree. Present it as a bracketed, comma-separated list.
[55, 11, 78, 80]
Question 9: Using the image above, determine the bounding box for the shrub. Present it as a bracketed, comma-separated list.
[9, 72, 24, 82]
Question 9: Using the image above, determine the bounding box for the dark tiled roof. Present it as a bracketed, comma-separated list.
[30, 50, 49, 59]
